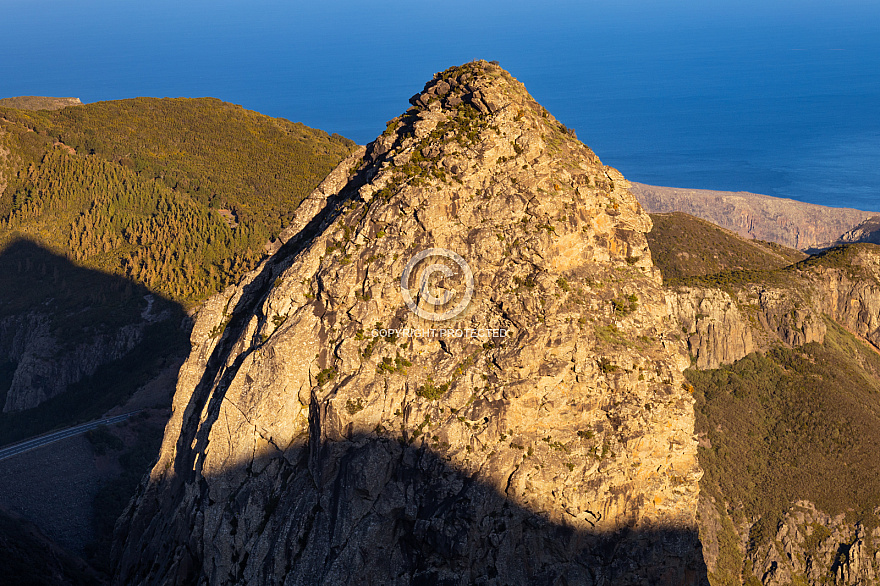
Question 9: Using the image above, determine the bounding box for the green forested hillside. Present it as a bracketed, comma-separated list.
[0, 97, 356, 305]
[1, 150, 263, 302]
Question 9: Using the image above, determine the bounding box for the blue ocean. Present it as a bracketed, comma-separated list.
[2, 0, 878, 211]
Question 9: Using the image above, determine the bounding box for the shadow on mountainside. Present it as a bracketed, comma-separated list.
[0, 238, 192, 581]
[164, 152, 370, 487]
[118, 432, 708, 586]
[0, 505, 106, 586]
[110, 160, 710, 585]
[0, 238, 191, 445]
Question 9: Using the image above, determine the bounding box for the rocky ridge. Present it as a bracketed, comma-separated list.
[666, 245, 880, 369]
[114, 61, 707, 585]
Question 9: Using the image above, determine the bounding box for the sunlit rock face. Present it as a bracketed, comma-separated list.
[667, 245, 880, 370]
[113, 61, 707, 585]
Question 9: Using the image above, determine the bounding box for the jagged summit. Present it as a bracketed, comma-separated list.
[114, 62, 706, 585]
[274, 61, 654, 276]
[355, 61, 643, 234]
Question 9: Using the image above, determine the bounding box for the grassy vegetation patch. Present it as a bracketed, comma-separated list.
[710, 504, 747, 586]
[611, 294, 638, 316]
[691, 320, 880, 555]
[1, 98, 355, 235]
[594, 324, 628, 347]
[647, 212, 806, 285]
[793, 243, 878, 279]
[417, 377, 449, 400]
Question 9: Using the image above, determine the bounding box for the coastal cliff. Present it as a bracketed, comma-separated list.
[631, 183, 875, 251]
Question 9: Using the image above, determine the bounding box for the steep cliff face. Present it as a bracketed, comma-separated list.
[751, 502, 880, 586]
[699, 498, 880, 586]
[666, 245, 880, 369]
[0, 312, 144, 412]
[0, 237, 182, 416]
[114, 61, 706, 585]
[631, 183, 874, 251]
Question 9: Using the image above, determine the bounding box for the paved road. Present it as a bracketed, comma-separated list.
[0, 412, 140, 462]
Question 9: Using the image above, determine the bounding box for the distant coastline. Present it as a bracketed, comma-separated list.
[631, 182, 878, 251]
[0, 96, 82, 111]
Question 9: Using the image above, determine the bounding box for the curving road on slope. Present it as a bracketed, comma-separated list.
[0, 411, 139, 462]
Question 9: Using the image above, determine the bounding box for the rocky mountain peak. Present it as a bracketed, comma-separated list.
[357, 60, 647, 238]
[114, 61, 706, 585]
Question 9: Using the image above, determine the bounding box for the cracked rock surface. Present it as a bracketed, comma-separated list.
[113, 61, 706, 585]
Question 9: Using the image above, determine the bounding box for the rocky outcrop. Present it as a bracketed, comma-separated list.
[809, 250, 880, 349]
[837, 216, 880, 247]
[666, 245, 880, 369]
[666, 288, 756, 369]
[0, 313, 144, 412]
[700, 499, 880, 586]
[667, 285, 827, 370]
[114, 61, 707, 585]
[631, 183, 874, 251]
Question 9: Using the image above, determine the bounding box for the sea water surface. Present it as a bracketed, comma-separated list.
[2, 0, 878, 211]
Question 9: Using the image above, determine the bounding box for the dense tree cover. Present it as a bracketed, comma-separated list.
[2, 150, 261, 304]
[1, 98, 355, 234]
[0, 98, 356, 304]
